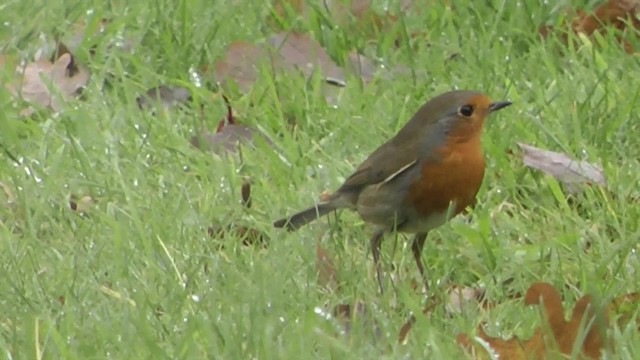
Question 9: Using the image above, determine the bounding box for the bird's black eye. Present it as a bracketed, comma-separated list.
[459, 105, 474, 117]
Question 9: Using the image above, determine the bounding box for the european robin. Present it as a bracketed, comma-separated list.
[273, 90, 512, 293]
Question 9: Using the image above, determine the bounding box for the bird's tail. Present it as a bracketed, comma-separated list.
[273, 203, 337, 231]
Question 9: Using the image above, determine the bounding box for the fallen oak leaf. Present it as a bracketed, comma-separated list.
[539, 0, 640, 54]
[60, 17, 110, 54]
[6, 52, 90, 116]
[212, 41, 279, 94]
[266, 32, 345, 82]
[457, 282, 614, 359]
[525, 284, 611, 358]
[50, 41, 80, 76]
[516, 143, 606, 194]
[456, 326, 534, 359]
[270, 0, 418, 43]
[572, 0, 640, 36]
[210, 32, 366, 95]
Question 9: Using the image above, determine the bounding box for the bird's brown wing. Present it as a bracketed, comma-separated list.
[336, 139, 419, 194]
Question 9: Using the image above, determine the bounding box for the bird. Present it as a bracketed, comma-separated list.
[273, 90, 512, 293]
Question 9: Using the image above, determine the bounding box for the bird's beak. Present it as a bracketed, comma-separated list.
[489, 101, 512, 112]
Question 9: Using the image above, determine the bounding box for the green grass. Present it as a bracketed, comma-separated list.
[1, 0, 639, 358]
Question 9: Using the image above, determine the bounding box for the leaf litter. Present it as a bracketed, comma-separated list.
[539, 0, 640, 53]
[5, 42, 90, 116]
[515, 142, 607, 195]
[190, 94, 274, 156]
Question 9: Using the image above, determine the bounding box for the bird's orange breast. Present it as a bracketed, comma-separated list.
[406, 137, 486, 217]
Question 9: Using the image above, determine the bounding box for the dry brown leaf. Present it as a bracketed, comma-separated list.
[270, 0, 419, 41]
[64, 18, 110, 52]
[267, 32, 345, 82]
[6, 51, 90, 116]
[345, 50, 378, 83]
[539, 0, 640, 53]
[190, 94, 273, 155]
[572, 0, 640, 35]
[457, 282, 616, 359]
[516, 143, 606, 194]
[50, 42, 80, 75]
[210, 31, 384, 95]
[212, 41, 278, 93]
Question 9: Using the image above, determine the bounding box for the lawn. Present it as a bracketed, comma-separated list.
[1, 0, 639, 359]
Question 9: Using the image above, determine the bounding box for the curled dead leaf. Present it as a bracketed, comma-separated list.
[516, 143, 606, 194]
[69, 195, 94, 213]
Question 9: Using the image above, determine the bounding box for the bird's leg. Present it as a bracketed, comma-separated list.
[411, 232, 428, 289]
[370, 230, 385, 294]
